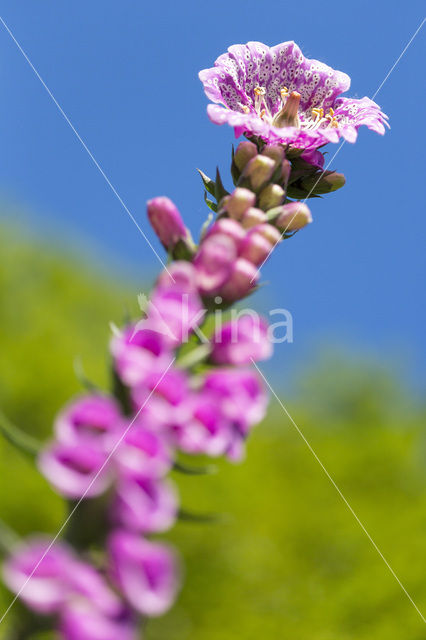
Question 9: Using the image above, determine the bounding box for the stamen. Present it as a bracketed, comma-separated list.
[239, 104, 250, 114]
[272, 91, 301, 128]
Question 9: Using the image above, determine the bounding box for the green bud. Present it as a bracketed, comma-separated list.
[274, 202, 312, 232]
[243, 155, 276, 192]
[241, 207, 267, 229]
[224, 187, 256, 220]
[233, 140, 258, 173]
[300, 170, 346, 195]
[261, 144, 285, 165]
[258, 183, 285, 211]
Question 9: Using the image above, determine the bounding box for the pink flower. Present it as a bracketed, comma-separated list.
[113, 421, 173, 479]
[211, 315, 272, 364]
[54, 395, 123, 451]
[170, 367, 268, 461]
[113, 476, 178, 533]
[3, 539, 74, 614]
[4, 538, 124, 622]
[194, 233, 237, 295]
[219, 258, 258, 302]
[170, 390, 234, 458]
[199, 41, 388, 148]
[111, 324, 172, 388]
[38, 442, 111, 499]
[203, 368, 268, 459]
[108, 530, 180, 617]
[147, 261, 205, 346]
[60, 601, 137, 640]
[147, 196, 193, 254]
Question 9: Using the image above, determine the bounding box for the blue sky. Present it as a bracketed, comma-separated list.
[0, 1, 425, 388]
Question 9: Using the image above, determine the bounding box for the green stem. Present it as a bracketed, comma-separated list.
[173, 460, 217, 476]
[0, 410, 41, 458]
[176, 344, 211, 369]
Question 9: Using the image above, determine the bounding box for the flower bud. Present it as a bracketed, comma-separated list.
[252, 223, 282, 245]
[147, 197, 194, 256]
[205, 218, 245, 248]
[233, 140, 258, 173]
[219, 258, 258, 301]
[194, 233, 237, 294]
[240, 207, 267, 229]
[273, 202, 312, 231]
[261, 144, 285, 165]
[299, 170, 346, 194]
[280, 158, 291, 186]
[258, 183, 285, 210]
[224, 187, 256, 220]
[243, 155, 276, 192]
[239, 229, 274, 266]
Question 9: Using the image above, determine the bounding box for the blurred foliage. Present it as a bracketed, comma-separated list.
[0, 225, 425, 638]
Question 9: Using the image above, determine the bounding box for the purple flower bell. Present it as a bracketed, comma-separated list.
[211, 314, 272, 365]
[108, 530, 180, 617]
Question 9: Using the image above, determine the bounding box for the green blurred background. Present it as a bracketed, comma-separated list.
[0, 224, 425, 639]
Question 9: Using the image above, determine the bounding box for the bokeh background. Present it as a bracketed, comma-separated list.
[0, 0, 425, 637]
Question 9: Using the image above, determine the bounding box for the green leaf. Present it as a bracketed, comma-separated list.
[204, 191, 218, 213]
[173, 460, 217, 475]
[197, 169, 216, 197]
[0, 410, 41, 458]
[214, 167, 229, 202]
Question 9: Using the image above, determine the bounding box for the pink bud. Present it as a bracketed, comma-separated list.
[218, 258, 258, 301]
[239, 229, 274, 266]
[147, 197, 191, 251]
[194, 233, 237, 294]
[205, 218, 246, 247]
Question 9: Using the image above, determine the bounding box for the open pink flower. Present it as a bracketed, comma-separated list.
[211, 315, 272, 365]
[38, 442, 111, 499]
[54, 395, 123, 451]
[113, 476, 178, 533]
[109, 530, 180, 617]
[60, 601, 137, 640]
[199, 41, 388, 148]
[3, 539, 74, 614]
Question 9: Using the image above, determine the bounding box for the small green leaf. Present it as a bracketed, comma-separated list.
[0, 410, 41, 458]
[214, 167, 229, 202]
[204, 191, 218, 213]
[197, 169, 216, 197]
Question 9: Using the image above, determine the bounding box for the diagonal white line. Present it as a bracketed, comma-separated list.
[252, 360, 426, 624]
[371, 17, 425, 100]
[0, 357, 176, 626]
[251, 16, 426, 281]
[0, 15, 174, 279]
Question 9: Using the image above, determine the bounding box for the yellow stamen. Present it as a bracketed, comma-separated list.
[254, 86, 266, 96]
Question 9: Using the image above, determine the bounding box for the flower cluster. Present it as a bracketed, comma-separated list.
[5, 254, 271, 636]
[2, 38, 387, 638]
